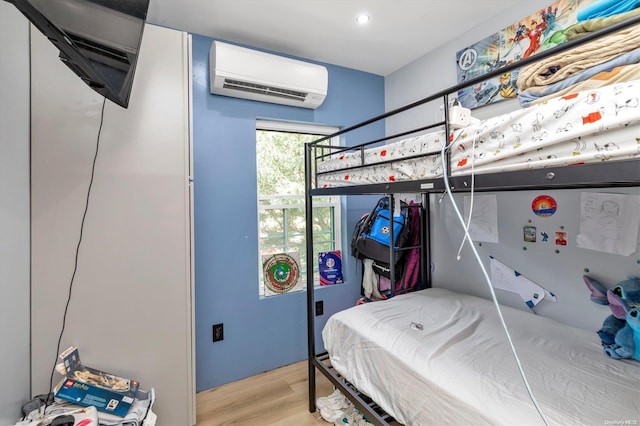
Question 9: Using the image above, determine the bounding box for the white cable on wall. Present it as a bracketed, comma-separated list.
[455, 131, 477, 260]
[439, 138, 550, 426]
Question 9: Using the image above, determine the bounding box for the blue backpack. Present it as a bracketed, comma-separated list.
[351, 197, 409, 264]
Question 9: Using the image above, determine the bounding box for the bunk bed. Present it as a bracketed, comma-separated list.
[305, 13, 640, 426]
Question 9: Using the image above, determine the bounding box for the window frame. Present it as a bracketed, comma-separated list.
[256, 120, 342, 297]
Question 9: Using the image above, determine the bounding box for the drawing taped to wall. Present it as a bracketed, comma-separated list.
[463, 194, 499, 243]
[576, 192, 640, 256]
[455, 0, 603, 108]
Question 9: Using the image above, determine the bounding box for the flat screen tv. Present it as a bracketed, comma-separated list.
[6, 0, 150, 108]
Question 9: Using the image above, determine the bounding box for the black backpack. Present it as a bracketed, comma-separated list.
[350, 196, 410, 264]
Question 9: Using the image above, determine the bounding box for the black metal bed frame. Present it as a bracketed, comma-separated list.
[304, 14, 640, 426]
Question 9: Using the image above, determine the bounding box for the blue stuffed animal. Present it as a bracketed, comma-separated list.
[584, 275, 640, 361]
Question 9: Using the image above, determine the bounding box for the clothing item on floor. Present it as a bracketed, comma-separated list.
[334, 405, 372, 426]
[317, 388, 353, 423]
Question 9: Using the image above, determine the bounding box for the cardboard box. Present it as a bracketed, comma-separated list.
[54, 347, 139, 417]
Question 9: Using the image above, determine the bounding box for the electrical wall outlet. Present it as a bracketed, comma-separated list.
[212, 323, 224, 342]
[315, 300, 324, 316]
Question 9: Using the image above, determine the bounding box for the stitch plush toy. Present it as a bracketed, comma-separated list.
[584, 275, 640, 361]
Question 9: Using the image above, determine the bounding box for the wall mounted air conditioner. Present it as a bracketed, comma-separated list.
[209, 41, 328, 109]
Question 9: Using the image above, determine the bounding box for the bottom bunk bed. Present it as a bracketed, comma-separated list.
[320, 287, 640, 425]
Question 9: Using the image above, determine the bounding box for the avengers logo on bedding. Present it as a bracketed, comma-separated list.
[531, 195, 557, 217]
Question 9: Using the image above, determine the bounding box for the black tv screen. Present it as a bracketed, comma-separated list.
[6, 0, 150, 108]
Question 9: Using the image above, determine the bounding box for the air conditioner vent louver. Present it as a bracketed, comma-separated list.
[222, 79, 307, 102]
[210, 41, 328, 109]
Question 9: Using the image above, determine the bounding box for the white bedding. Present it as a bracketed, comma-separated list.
[322, 288, 640, 425]
[316, 79, 640, 189]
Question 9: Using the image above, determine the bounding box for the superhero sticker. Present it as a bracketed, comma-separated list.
[455, 0, 600, 108]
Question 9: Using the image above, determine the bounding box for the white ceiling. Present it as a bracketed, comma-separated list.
[146, 0, 520, 76]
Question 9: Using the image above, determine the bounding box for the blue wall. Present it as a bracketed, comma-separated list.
[191, 33, 385, 391]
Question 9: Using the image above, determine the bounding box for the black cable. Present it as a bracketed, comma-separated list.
[45, 97, 107, 409]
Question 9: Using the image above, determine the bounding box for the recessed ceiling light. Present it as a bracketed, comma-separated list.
[355, 14, 371, 24]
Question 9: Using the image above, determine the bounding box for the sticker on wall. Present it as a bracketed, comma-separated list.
[540, 231, 549, 242]
[262, 252, 303, 296]
[318, 251, 344, 285]
[455, 0, 603, 108]
[523, 226, 536, 242]
[555, 231, 568, 246]
[531, 195, 557, 217]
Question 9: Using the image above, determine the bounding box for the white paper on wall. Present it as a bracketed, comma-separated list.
[490, 257, 556, 309]
[576, 192, 640, 256]
[463, 194, 499, 243]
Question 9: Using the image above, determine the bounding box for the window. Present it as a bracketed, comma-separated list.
[256, 120, 342, 296]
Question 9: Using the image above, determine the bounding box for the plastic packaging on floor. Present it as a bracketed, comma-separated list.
[14, 388, 156, 426]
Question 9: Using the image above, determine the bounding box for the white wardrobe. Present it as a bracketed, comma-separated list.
[30, 24, 194, 426]
[0, 3, 31, 423]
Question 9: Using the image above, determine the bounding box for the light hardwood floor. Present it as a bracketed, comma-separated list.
[196, 361, 335, 425]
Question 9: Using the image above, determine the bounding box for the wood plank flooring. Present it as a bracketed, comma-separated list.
[196, 361, 335, 425]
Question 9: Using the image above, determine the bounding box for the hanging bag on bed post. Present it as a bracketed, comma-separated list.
[368, 206, 405, 246]
[397, 200, 422, 292]
[351, 196, 409, 264]
[372, 201, 423, 283]
[372, 258, 405, 280]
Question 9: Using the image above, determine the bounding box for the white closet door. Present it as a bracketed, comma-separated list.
[30, 24, 194, 426]
[0, 3, 31, 423]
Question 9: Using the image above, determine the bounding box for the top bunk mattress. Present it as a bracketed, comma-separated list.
[322, 287, 640, 425]
[315, 79, 640, 189]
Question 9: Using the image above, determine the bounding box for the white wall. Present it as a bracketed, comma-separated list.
[29, 24, 194, 425]
[384, 1, 640, 331]
[0, 3, 31, 422]
[430, 187, 640, 331]
[385, 0, 551, 135]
